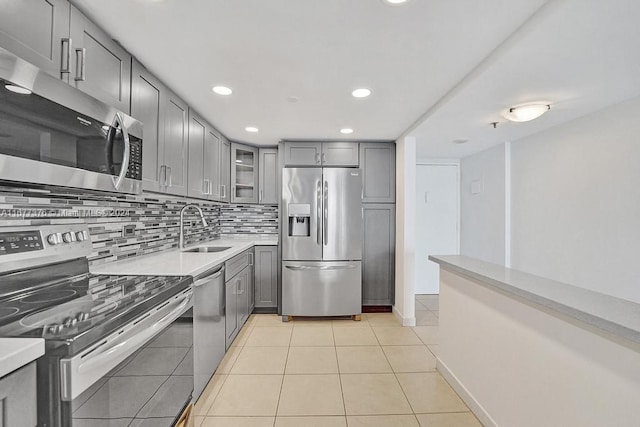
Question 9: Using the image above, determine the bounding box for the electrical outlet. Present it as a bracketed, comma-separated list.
[122, 224, 136, 238]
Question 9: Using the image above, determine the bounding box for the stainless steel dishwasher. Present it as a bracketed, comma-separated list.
[193, 265, 226, 400]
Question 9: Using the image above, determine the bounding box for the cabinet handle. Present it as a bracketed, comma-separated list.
[248, 252, 254, 266]
[322, 152, 326, 164]
[315, 153, 320, 164]
[167, 166, 173, 187]
[60, 38, 71, 74]
[74, 48, 86, 82]
[259, 190, 263, 203]
[203, 179, 211, 195]
[221, 185, 226, 199]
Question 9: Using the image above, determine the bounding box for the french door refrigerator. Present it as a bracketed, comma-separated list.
[282, 167, 362, 318]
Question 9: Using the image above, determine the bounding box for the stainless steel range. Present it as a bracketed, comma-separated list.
[0, 224, 193, 427]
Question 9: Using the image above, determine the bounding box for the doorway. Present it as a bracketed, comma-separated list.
[415, 163, 459, 294]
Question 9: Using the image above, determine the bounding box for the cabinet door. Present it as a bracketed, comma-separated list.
[360, 143, 396, 203]
[225, 279, 238, 349]
[0, 0, 70, 80]
[322, 142, 359, 166]
[254, 246, 278, 308]
[131, 60, 163, 192]
[187, 110, 207, 199]
[206, 130, 222, 201]
[69, 6, 131, 113]
[284, 142, 322, 166]
[236, 268, 250, 327]
[231, 143, 258, 203]
[259, 148, 278, 204]
[161, 91, 189, 196]
[220, 138, 231, 203]
[248, 249, 255, 313]
[362, 204, 395, 305]
[0, 362, 37, 427]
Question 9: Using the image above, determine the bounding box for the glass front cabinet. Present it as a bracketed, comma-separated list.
[231, 142, 259, 203]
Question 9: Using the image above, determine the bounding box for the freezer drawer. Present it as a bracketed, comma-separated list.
[282, 261, 361, 316]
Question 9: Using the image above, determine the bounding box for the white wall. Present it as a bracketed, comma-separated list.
[511, 96, 640, 303]
[460, 144, 506, 265]
[394, 136, 416, 326]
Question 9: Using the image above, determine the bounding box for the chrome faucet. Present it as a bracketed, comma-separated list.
[179, 204, 208, 250]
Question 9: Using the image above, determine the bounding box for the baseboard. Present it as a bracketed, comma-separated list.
[436, 358, 498, 427]
[392, 305, 416, 326]
[252, 307, 277, 314]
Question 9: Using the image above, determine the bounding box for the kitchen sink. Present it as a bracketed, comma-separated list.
[184, 246, 231, 253]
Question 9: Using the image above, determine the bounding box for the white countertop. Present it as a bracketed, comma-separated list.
[0, 338, 44, 377]
[430, 255, 640, 346]
[91, 236, 278, 278]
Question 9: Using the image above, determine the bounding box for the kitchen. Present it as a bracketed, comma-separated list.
[1, 0, 640, 427]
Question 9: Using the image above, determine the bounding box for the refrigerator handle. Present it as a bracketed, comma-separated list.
[316, 180, 322, 245]
[323, 180, 328, 246]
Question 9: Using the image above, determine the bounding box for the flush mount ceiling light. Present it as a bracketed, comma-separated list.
[4, 84, 32, 95]
[351, 88, 371, 98]
[340, 128, 354, 134]
[212, 86, 232, 96]
[503, 104, 550, 122]
[245, 126, 259, 133]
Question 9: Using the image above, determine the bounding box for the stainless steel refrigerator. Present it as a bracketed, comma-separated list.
[282, 167, 362, 318]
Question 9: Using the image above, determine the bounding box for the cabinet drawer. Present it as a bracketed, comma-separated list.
[225, 250, 250, 280]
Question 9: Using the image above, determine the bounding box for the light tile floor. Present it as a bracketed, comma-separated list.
[194, 295, 482, 427]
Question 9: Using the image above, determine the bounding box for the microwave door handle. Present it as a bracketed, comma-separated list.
[76, 292, 191, 375]
[111, 112, 131, 190]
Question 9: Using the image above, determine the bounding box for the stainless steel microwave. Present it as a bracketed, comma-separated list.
[0, 47, 142, 194]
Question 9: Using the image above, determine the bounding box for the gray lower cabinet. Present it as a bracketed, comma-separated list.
[0, 362, 37, 427]
[69, 5, 131, 113]
[259, 148, 278, 204]
[0, 0, 70, 80]
[225, 249, 252, 348]
[360, 143, 396, 203]
[248, 248, 255, 314]
[362, 204, 395, 305]
[283, 142, 359, 167]
[131, 59, 163, 192]
[254, 246, 278, 309]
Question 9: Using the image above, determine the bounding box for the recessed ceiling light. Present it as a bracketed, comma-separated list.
[384, 0, 409, 4]
[351, 88, 371, 98]
[340, 128, 354, 134]
[212, 86, 232, 96]
[4, 84, 32, 95]
[503, 104, 550, 122]
[245, 126, 259, 133]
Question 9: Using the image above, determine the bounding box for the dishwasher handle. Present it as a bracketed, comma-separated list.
[194, 267, 224, 287]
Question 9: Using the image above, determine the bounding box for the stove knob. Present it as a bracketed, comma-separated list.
[63, 317, 78, 327]
[48, 324, 64, 334]
[76, 312, 90, 322]
[47, 233, 63, 245]
[62, 232, 77, 243]
[76, 230, 90, 242]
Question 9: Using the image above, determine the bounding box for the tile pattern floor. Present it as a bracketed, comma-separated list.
[193, 295, 482, 427]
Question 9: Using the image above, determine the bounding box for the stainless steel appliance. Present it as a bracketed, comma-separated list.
[282, 167, 362, 318]
[0, 224, 193, 427]
[193, 265, 225, 401]
[0, 47, 142, 194]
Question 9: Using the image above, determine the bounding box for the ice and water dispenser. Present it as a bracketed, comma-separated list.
[288, 203, 311, 237]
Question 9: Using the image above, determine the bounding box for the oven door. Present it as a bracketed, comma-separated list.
[0, 47, 142, 194]
[58, 289, 193, 427]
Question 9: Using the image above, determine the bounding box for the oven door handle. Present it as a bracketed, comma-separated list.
[76, 293, 191, 375]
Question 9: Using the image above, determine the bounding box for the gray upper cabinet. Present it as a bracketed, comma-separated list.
[0, 0, 70, 80]
[205, 129, 222, 201]
[361, 143, 396, 203]
[283, 142, 358, 167]
[131, 59, 162, 192]
[231, 143, 259, 204]
[362, 204, 395, 306]
[322, 142, 359, 166]
[254, 246, 278, 309]
[69, 6, 131, 113]
[220, 137, 231, 203]
[161, 91, 189, 196]
[187, 109, 207, 199]
[259, 148, 278, 204]
[284, 142, 322, 166]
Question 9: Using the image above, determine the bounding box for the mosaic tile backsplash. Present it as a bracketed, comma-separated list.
[0, 183, 278, 266]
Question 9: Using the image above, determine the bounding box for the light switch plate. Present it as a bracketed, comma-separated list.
[471, 179, 482, 195]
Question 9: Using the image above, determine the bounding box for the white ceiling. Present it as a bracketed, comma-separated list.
[409, 0, 640, 159]
[72, 0, 548, 147]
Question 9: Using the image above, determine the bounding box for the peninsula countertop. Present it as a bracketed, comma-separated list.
[91, 235, 278, 278]
[0, 338, 44, 378]
[429, 255, 640, 346]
